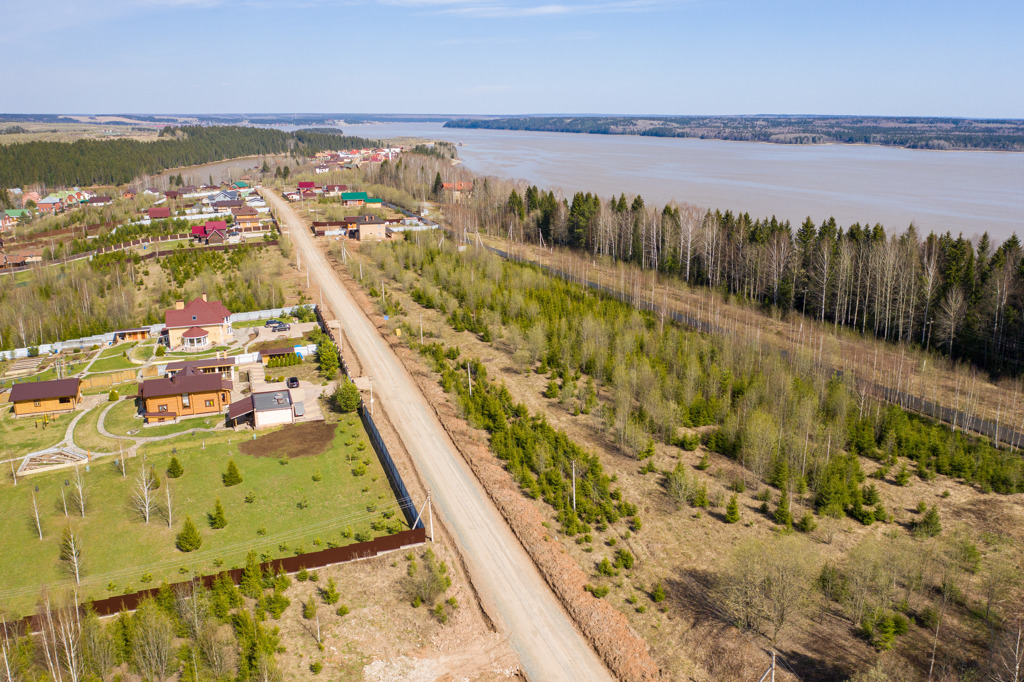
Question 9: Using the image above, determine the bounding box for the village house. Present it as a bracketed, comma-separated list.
[357, 217, 387, 241]
[341, 191, 368, 207]
[163, 295, 231, 350]
[161, 357, 236, 378]
[148, 206, 171, 220]
[297, 181, 321, 193]
[323, 184, 348, 196]
[113, 327, 151, 343]
[231, 205, 260, 228]
[228, 389, 301, 429]
[8, 378, 83, 417]
[87, 196, 113, 207]
[139, 368, 232, 424]
[122, 190, 136, 199]
[442, 181, 474, 202]
[205, 229, 227, 245]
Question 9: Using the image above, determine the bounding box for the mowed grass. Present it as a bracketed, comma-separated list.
[0, 416, 400, 616]
[104, 399, 221, 438]
[0, 407, 70, 457]
[88, 344, 138, 373]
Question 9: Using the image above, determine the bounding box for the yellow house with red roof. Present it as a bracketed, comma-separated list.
[163, 295, 231, 350]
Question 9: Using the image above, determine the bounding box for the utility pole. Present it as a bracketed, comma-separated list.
[757, 652, 776, 682]
[369, 376, 374, 417]
[420, 314, 423, 344]
[428, 491, 433, 541]
[572, 461, 576, 512]
[467, 363, 472, 396]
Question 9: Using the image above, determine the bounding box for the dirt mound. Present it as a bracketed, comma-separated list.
[239, 421, 336, 458]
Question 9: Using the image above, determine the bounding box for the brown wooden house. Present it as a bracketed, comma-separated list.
[8, 378, 83, 417]
[139, 368, 232, 424]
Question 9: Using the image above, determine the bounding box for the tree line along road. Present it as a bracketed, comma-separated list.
[260, 188, 614, 682]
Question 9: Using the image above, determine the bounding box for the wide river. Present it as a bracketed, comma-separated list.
[339, 122, 1024, 241]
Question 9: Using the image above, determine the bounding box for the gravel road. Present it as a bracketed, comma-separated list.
[262, 190, 613, 682]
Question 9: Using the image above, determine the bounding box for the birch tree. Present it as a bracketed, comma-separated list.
[60, 527, 83, 585]
[131, 463, 158, 524]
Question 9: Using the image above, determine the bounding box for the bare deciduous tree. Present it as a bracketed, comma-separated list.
[935, 286, 968, 356]
[31, 492, 42, 541]
[130, 464, 157, 524]
[72, 467, 86, 518]
[131, 600, 175, 682]
[60, 527, 83, 585]
[990, 608, 1024, 682]
[37, 590, 83, 682]
[80, 610, 115, 680]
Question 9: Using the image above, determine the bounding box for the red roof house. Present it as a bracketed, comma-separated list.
[148, 207, 170, 220]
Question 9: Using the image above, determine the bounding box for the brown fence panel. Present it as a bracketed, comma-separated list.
[81, 527, 425, 619]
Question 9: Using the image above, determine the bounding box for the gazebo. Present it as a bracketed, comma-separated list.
[180, 326, 210, 351]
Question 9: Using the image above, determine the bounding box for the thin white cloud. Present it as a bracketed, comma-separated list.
[383, 0, 672, 18]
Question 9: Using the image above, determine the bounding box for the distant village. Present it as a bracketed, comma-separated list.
[0, 144, 444, 269]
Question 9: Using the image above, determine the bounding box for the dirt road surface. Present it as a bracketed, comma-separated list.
[263, 189, 614, 682]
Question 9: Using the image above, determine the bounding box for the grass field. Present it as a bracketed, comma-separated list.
[0, 408, 70, 457]
[0, 417, 401, 616]
[88, 344, 138, 373]
[104, 399, 221, 437]
[82, 380, 137, 397]
[233, 316, 297, 329]
[72, 405, 127, 455]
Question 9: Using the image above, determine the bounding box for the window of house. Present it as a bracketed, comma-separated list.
[34, 400, 41, 407]
[205, 399, 214, 407]
[182, 394, 190, 407]
[59, 397, 71, 404]
[158, 405, 168, 412]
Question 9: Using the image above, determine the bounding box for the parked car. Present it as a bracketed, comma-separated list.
[286, 377, 299, 388]
[264, 319, 281, 328]
[273, 323, 291, 332]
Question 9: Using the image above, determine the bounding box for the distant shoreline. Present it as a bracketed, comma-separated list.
[444, 115, 1024, 153]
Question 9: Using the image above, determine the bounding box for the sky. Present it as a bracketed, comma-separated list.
[1, 0, 1022, 117]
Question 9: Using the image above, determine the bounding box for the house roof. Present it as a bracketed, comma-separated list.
[297, 182, 319, 189]
[181, 326, 209, 339]
[191, 224, 207, 237]
[165, 297, 232, 329]
[9, 378, 81, 403]
[261, 347, 297, 358]
[324, 184, 348, 191]
[252, 390, 292, 411]
[148, 207, 170, 219]
[164, 357, 236, 373]
[88, 196, 112, 204]
[212, 200, 243, 209]
[140, 371, 232, 399]
[228, 396, 254, 420]
[341, 191, 368, 201]
[232, 205, 257, 216]
[442, 181, 474, 191]
[205, 220, 227, 232]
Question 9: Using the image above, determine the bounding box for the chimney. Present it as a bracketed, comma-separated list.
[174, 300, 185, 310]
[201, 292, 208, 302]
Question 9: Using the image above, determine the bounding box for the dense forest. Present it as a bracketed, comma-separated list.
[445, 115, 1024, 151]
[0, 126, 380, 187]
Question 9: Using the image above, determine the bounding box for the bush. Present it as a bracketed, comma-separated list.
[614, 549, 635, 570]
[651, 583, 666, 603]
[724, 494, 740, 523]
[796, 511, 818, 533]
[585, 584, 609, 598]
[208, 499, 228, 529]
[222, 460, 242, 486]
[310, 661, 323, 674]
[175, 516, 202, 552]
[403, 548, 451, 606]
[321, 577, 340, 605]
[597, 558, 617, 577]
[155, 345, 166, 357]
[914, 506, 942, 538]
[333, 377, 361, 413]
[166, 457, 184, 478]
[108, 389, 119, 401]
[303, 601, 317, 620]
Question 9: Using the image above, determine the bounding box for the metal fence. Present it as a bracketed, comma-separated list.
[14, 527, 426, 628]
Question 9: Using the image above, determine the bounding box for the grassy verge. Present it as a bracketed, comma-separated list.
[72, 405, 125, 454]
[88, 344, 138, 372]
[0, 416, 398, 616]
[0, 408, 70, 457]
[104, 399, 221, 437]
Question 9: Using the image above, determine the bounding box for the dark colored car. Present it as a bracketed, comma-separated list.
[264, 319, 281, 328]
[286, 377, 299, 388]
[273, 323, 291, 332]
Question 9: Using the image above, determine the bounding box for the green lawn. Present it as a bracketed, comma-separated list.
[104, 399, 221, 437]
[82, 380, 137, 397]
[72, 405, 125, 455]
[88, 344, 139, 373]
[0, 417, 400, 616]
[0, 408, 70, 457]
